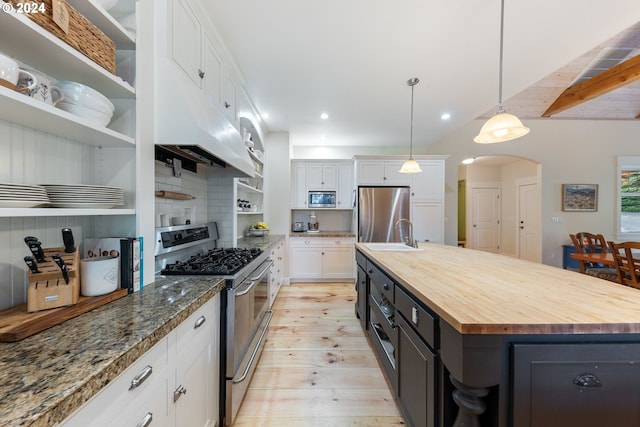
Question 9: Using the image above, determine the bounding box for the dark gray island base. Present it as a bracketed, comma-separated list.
[355, 244, 640, 427]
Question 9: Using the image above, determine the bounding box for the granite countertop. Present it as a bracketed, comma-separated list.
[0, 276, 225, 427]
[236, 233, 285, 250]
[289, 231, 356, 238]
[357, 242, 640, 335]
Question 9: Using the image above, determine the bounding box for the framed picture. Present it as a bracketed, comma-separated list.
[562, 184, 598, 212]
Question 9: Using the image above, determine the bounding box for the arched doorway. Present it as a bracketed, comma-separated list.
[458, 155, 542, 262]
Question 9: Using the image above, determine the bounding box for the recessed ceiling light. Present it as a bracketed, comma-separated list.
[462, 158, 475, 165]
[441, 112, 451, 120]
[320, 113, 329, 120]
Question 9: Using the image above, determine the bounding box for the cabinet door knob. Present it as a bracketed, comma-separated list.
[173, 384, 188, 402]
[383, 283, 390, 291]
[198, 69, 205, 78]
[225, 102, 231, 109]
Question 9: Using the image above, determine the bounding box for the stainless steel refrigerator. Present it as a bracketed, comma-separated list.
[358, 186, 411, 242]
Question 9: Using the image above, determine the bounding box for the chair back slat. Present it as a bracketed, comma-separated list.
[570, 232, 609, 274]
[607, 241, 640, 289]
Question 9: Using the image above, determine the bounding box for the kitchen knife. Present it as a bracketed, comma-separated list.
[24, 236, 46, 262]
[52, 254, 69, 284]
[62, 228, 76, 253]
[24, 256, 40, 274]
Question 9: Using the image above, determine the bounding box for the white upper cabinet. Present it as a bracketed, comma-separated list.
[291, 160, 353, 209]
[171, 0, 202, 88]
[337, 163, 354, 209]
[224, 70, 238, 123]
[411, 160, 444, 201]
[292, 163, 308, 209]
[307, 163, 337, 190]
[356, 159, 410, 186]
[202, 32, 224, 107]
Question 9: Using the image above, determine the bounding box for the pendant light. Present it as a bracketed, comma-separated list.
[474, 0, 529, 144]
[399, 77, 422, 173]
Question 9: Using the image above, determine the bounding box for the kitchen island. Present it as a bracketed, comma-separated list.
[356, 242, 640, 427]
[0, 276, 225, 427]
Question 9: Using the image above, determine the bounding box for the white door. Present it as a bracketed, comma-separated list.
[518, 181, 541, 262]
[471, 188, 501, 253]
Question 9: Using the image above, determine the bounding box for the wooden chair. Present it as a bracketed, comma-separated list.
[607, 241, 640, 289]
[569, 232, 618, 282]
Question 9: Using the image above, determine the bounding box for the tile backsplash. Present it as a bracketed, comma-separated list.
[155, 160, 208, 226]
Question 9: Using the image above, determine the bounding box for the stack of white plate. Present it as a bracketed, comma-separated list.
[0, 183, 50, 208]
[42, 184, 125, 209]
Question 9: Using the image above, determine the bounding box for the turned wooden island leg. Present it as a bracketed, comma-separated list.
[450, 374, 490, 427]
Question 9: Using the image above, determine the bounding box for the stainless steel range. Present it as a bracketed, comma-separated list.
[155, 222, 273, 425]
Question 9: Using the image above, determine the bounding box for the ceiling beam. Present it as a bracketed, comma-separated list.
[543, 54, 640, 117]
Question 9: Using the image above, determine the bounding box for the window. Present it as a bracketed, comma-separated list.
[617, 157, 640, 238]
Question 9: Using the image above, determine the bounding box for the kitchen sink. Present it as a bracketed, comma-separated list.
[362, 243, 424, 251]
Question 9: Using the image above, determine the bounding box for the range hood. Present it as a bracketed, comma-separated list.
[154, 62, 255, 178]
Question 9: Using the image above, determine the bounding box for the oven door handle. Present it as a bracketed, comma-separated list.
[249, 259, 274, 281]
[235, 259, 274, 297]
[233, 309, 273, 384]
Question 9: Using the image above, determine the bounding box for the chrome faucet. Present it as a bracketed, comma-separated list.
[395, 218, 417, 248]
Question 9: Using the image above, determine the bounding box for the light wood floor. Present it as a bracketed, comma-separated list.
[231, 282, 406, 426]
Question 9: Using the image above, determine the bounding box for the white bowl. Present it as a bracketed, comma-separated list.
[57, 102, 112, 127]
[55, 81, 115, 113]
[171, 216, 186, 226]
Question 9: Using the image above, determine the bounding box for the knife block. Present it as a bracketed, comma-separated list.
[27, 247, 80, 312]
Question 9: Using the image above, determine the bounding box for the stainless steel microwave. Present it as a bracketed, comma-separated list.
[308, 191, 336, 208]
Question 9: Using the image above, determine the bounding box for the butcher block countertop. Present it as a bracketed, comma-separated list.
[357, 242, 640, 336]
[0, 276, 225, 427]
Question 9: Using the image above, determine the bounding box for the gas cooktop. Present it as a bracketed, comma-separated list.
[160, 247, 263, 276]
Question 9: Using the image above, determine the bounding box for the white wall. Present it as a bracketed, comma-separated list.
[424, 119, 640, 267]
[264, 132, 291, 235]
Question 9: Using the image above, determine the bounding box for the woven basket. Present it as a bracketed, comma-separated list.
[7, 0, 115, 74]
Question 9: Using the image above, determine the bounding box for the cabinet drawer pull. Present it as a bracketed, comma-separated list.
[129, 365, 153, 390]
[137, 412, 153, 427]
[368, 268, 373, 273]
[383, 283, 390, 291]
[173, 384, 187, 402]
[194, 315, 206, 329]
[573, 373, 602, 388]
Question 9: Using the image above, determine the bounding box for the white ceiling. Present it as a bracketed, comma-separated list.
[204, 0, 640, 148]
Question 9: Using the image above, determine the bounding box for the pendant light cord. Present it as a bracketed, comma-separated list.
[497, 0, 505, 113]
[407, 77, 419, 158]
[409, 83, 415, 157]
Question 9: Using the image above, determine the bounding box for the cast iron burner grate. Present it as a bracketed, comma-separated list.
[161, 247, 262, 276]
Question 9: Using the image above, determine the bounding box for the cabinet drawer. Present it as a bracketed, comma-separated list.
[395, 285, 437, 349]
[323, 237, 355, 247]
[290, 237, 324, 247]
[61, 337, 169, 427]
[366, 260, 394, 303]
[513, 343, 640, 427]
[176, 297, 215, 357]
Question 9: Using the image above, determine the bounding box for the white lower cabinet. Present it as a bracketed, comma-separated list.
[60, 294, 220, 427]
[290, 237, 355, 281]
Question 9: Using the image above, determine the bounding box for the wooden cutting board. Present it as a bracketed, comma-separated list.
[0, 288, 128, 342]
